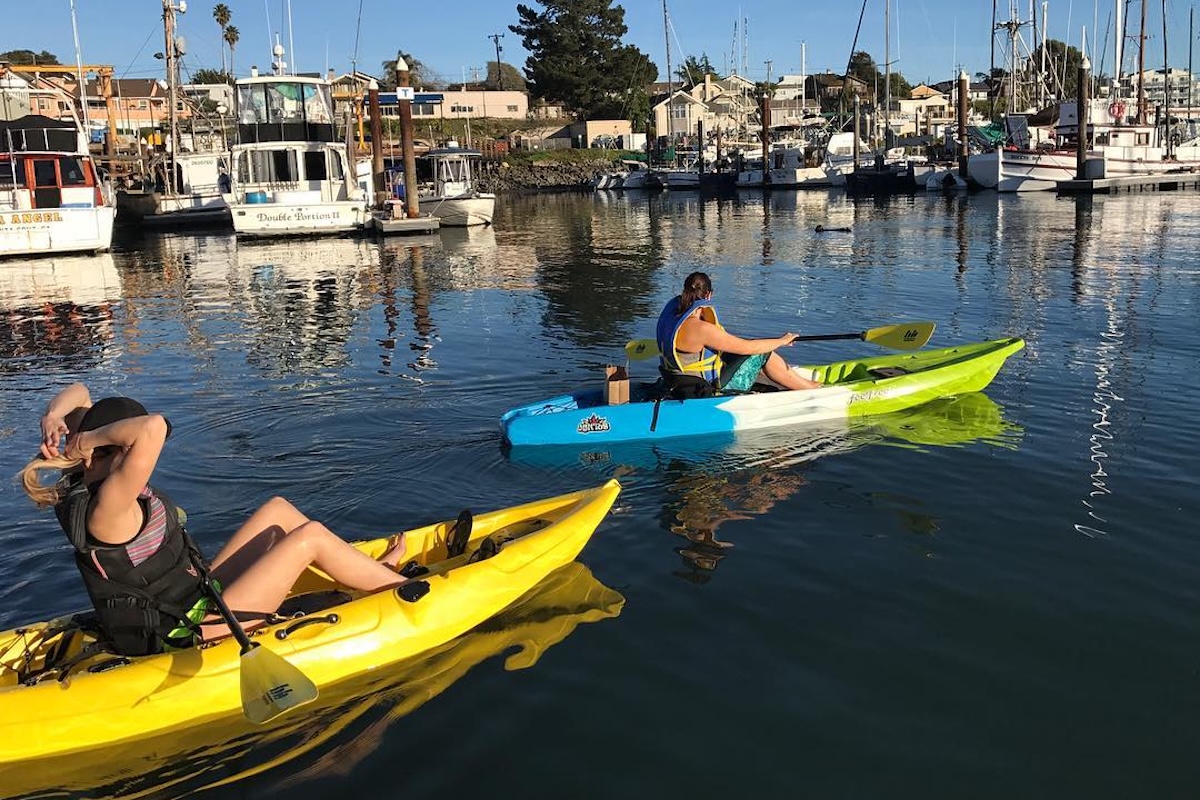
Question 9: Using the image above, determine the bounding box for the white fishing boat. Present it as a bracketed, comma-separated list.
[967, 100, 1200, 191]
[0, 69, 115, 257]
[117, 149, 232, 226]
[114, 0, 231, 227]
[224, 44, 370, 237]
[410, 144, 494, 227]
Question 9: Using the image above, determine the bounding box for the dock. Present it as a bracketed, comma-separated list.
[369, 210, 440, 236]
[1057, 171, 1200, 194]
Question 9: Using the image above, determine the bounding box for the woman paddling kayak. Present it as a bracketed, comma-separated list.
[656, 271, 822, 397]
[20, 383, 411, 656]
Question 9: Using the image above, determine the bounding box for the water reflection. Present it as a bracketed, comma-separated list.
[509, 393, 1022, 578]
[2, 563, 623, 800]
[0, 253, 121, 371]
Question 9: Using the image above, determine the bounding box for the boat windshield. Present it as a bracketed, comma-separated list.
[237, 82, 334, 126]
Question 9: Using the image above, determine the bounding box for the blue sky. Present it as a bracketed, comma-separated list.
[11, 0, 1197, 89]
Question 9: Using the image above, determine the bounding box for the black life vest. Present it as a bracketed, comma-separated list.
[54, 477, 208, 657]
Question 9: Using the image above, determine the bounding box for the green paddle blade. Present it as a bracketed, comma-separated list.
[862, 321, 936, 350]
[625, 339, 660, 360]
[240, 643, 320, 724]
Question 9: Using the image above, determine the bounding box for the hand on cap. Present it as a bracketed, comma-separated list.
[63, 433, 94, 469]
[40, 413, 70, 459]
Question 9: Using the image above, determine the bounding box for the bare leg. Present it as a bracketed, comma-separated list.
[201, 520, 406, 640]
[763, 352, 821, 390]
[209, 496, 405, 584]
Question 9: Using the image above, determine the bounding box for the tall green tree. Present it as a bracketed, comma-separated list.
[212, 4, 231, 72]
[486, 61, 526, 91]
[676, 54, 716, 88]
[846, 50, 910, 104]
[191, 68, 233, 84]
[224, 25, 239, 77]
[0, 49, 59, 65]
[509, 0, 657, 120]
[378, 54, 440, 91]
[1029, 39, 1084, 100]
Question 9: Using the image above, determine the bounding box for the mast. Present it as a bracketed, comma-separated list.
[1040, 1, 1048, 107]
[1162, 0, 1169, 155]
[884, 0, 891, 148]
[1137, 0, 1147, 123]
[1115, 0, 1124, 91]
[163, 0, 180, 196]
[663, 0, 673, 137]
[801, 41, 807, 114]
[69, 0, 91, 131]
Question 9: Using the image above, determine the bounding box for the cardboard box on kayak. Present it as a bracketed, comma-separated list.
[604, 365, 630, 405]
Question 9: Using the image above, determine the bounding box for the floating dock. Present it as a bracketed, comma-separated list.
[369, 210, 440, 235]
[1058, 171, 1200, 194]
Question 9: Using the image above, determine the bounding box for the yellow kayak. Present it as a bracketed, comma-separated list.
[0, 480, 621, 764]
[0, 561, 625, 799]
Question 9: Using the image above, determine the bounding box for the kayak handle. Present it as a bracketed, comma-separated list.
[275, 613, 340, 641]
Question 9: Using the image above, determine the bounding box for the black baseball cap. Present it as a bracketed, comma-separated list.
[78, 397, 172, 439]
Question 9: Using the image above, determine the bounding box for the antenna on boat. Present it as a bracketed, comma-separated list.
[272, 35, 287, 76]
[263, 0, 274, 58]
[287, 0, 296, 75]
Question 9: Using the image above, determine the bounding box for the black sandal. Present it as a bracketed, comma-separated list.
[468, 536, 498, 564]
[446, 509, 473, 558]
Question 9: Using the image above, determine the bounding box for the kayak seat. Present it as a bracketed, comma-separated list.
[868, 366, 910, 378]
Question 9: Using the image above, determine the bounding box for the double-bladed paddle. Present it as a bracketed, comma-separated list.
[624, 321, 936, 361]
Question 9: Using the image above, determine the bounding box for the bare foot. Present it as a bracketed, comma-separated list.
[380, 533, 407, 569]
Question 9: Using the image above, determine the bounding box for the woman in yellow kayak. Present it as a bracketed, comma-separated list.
[20, 383, 410, 656]
[655, 271, 822, 396]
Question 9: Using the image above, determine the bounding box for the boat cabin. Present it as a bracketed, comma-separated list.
[1, 118, 106, 212]
[420, 147, 483, 197]
[235, 75, 337, 144]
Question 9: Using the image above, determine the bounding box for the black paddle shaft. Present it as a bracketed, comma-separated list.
[792, 333, 863, 343]
[202, 573, 257, 653]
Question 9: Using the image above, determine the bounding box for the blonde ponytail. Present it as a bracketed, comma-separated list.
[19, 455, 84, 508]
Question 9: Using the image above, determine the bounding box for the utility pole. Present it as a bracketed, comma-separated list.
[488, 33, 504, 90]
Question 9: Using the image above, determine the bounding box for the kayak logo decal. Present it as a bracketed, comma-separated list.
[853, 388, 892, 402]
[577, 414, 611, 434]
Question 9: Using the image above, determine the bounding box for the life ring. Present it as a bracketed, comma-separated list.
[1109, 101, 1126, 120]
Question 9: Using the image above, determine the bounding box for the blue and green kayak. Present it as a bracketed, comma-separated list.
[500, 337, 1024, 447]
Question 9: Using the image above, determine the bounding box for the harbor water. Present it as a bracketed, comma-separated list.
[1, 188, 1198, 798]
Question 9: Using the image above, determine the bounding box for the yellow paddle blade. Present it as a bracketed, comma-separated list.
[862, 321, 936, 350]
[240, 643, 320, 724]
[624, 339, 660, 361]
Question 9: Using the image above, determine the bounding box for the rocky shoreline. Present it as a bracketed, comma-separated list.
[476, 156, 625, 193]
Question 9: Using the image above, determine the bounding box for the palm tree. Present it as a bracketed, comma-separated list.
[224, 26, 239, 79]
[213, 3, 231, 72]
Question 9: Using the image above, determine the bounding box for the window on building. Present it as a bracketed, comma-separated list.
[507, 105, 518, 113]
[414, 104, 434, 116]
